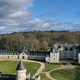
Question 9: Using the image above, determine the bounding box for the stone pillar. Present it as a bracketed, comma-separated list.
[28, 72, 30, 80]
[78, 53, 80, 64]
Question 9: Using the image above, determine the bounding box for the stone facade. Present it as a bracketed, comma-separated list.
[46, 44, 80, 64]
[0, 44, 80, 64]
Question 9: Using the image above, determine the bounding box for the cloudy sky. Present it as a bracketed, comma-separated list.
[0, 0, 80, 34]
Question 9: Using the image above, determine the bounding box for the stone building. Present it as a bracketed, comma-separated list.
[0, 44, 80, 64]
[46, 44, 80, 64]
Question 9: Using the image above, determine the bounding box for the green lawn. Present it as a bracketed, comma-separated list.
[74, 65, 80, 71]
[0, 60, 41, 75]
[43, 63, 62, 72]
[50, 69, 80, 80]
[40, 73, 51, 80]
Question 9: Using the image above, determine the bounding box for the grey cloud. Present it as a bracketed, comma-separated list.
[0, 0, 34, 18]
[38, 9, 61, 17]
[48, 9, 59, 16]
[0, 0, 34, 27]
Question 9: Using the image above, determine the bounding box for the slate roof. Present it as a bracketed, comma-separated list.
[16, 60, 26, 70]
[50, 46, 58, 53]
[28, 51, 50, 56]
[0, 50, 20, 55]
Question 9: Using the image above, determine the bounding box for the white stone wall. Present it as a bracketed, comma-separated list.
[50, 52, 59, 63]
[19, 53, 28, 60]
[45, 56, 50, 63]
[16, 69, 26, 80]
[78, 53, 80, 64]
[0, 55, 19, 59]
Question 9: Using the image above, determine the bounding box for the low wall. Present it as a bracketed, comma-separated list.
[0, 72, 16, 79]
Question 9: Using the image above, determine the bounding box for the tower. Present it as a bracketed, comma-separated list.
[16, 60, 26, 80]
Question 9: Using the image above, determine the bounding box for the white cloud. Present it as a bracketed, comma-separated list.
[0, 0, 80, 34]
[0, 26, 6, 29]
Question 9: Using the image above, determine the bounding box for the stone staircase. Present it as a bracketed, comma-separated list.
[61, 62, 75, 69]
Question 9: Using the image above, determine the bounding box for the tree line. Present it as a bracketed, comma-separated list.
[0, 31, 80, 51]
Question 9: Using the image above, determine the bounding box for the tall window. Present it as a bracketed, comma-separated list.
[53, 58, 55, 61]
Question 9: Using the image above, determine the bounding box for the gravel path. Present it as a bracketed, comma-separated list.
[41, 65, 78, 80]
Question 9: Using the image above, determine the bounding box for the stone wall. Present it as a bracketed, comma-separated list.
[78, 53, 80, 64]
[0, 72, 16, 79]
[0, 55, 19, 59]
[50, 52, 59, 63]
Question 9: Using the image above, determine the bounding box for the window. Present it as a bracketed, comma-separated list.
[53, 58, 55, 61]
[19, 76, 20, 78]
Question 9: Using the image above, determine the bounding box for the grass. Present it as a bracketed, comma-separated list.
[50, 69, 80, 80]
[74, 65, 80, 71]
[43, 63, 62, 72]
[0, 60, 41, 75]
[40, 73, 51, 80]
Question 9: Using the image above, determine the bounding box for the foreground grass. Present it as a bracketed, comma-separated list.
[0, 60, 41, 75]
[40, 73, 51, 80]
[43, 63, 62, 72]
[50, 69, 80, 80]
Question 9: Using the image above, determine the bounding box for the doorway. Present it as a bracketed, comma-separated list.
[22, 56, 24, 59]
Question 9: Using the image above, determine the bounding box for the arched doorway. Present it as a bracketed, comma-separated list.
[22, 56, 24, 59]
